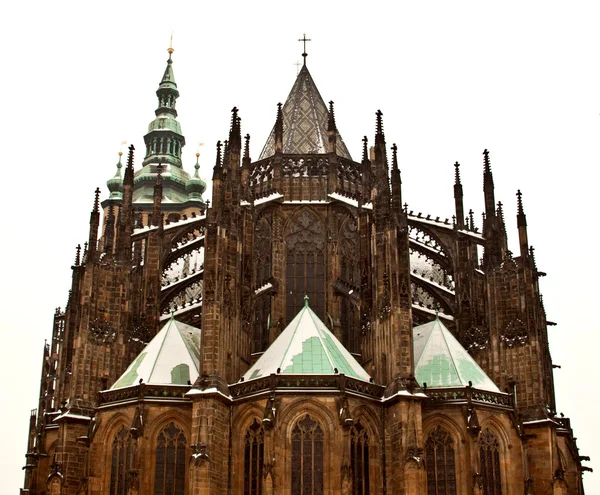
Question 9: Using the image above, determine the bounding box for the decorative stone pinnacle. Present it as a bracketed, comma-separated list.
[93, 187, 101, 213]
[454, 161, 461, 185]
[304, 294, 310, 307]
[517, 189, 524, 214]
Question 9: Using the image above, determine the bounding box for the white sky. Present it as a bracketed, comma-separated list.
[1, 1, 598, 491]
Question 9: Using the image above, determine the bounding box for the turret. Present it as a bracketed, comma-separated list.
[483, 149, 496, 221]
[106, 152, 124, 201]
[116, 145, 135, 262]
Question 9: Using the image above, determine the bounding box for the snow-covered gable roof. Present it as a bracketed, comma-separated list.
[243, 297, 371, 382]
[413, 318, 500, 392]
[111, 317, 201, 389]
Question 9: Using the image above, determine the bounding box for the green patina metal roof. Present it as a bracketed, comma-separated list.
[111, 317, 201, 389]
[413, 318, 500, 392]
[259, 64, 352, 160]
[243, 298, 371, 382]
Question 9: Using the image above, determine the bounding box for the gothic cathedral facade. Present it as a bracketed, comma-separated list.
[22, 46, 589, 495]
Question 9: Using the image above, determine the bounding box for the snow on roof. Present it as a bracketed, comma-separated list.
[243, 298, 371, 382]
[254, 192, 284, 206]
[413, 318, 499, 392]
[111, 318, 201, 389]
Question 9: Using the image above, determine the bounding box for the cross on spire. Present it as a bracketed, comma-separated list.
[298, 33, 311, 65]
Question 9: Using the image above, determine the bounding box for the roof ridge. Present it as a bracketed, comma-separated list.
[306, 306, 336, 372]
[147, 318, 173, 381]
[173, 320, 201, 374]
[278, 308, 306, 372]
[434, 318, 465, 386]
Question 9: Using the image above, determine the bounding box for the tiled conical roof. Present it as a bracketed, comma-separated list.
[111, 317, 201, 389]
[259, 65, 352, 160]
[413, 318, 500, 392]
[243, 298, 370, 382]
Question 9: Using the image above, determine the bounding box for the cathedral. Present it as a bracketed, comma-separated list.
[22, 42, 590, 495]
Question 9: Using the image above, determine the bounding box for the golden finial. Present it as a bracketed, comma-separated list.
[168, 33, 174, 56]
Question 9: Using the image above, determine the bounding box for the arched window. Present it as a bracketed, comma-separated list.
[285, 211, 326, 323]
[350, 421, 370, 495]
[479, 429, 501, 495]
[154, 422, 187, 495]
[291, 414, 324, 495]
[110, 425, 134, 495]
[425, 426, 456, 495]
[244, 419, 264, 495]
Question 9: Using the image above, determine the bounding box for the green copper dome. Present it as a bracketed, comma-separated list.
[106, 153, 124, 200]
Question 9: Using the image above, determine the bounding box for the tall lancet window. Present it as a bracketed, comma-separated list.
[291, 414, 324, 495]
[286, 210, 326, 323]
[154, 422, 186, 495]
[350, 421, 370, 494]
[425, 426, 457, 495]
[479, 429, 502, 495]
[254, 217, 272, 352]
[244, 419, 264, 495]
[110, 425, 134, 495]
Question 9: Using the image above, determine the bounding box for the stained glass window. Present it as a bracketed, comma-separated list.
[479, 429, 501, 495]
[244, 419, 264, 495]
[291, 415, 324, 495]
[425, 426, 456, 495]
[110, 425, 134, 495]
[350, 421, 370, 495]
[154, 422, 186, 495]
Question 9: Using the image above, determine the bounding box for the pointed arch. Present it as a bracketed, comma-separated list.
[109, 424, 134, 495]
[291, 414, 324, 495]
[153, 421, 187, 495]
[425, 425, 457, 495]
[479, 428, 502, 495]
[350, 420, 370, 495]
[244, 418, 265, 495]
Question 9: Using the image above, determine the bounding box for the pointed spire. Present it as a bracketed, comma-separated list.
[516, 189, 529, 258]
[375, 110, 385, 147]
[482, 149, 496, 223]
[93, 187, 100, 214]
[88, 188, 101, 257]
[104, 205, 116, 254]
[454, 161, 461, 185]
[274, 103, 283, 153]
[124, 145, 134, 186]
[243, 134, 251, 161]
[298, 33, 311, 66]
[228, 107, 241, 152]
[391, 143, 399, 171]
[74, 244, 81, 266]
[362, 136, 369, 164]
[328, 101, 337, 132]
[454, 162, 465, 228]
[390, 143, 403, 217]
[259, 66, 351, 159]
[327, 101, 337, 153]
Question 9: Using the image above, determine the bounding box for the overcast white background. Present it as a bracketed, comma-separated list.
[0, 1, 598, 492]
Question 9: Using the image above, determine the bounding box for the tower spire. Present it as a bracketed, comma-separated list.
[142, 45, 185, 168]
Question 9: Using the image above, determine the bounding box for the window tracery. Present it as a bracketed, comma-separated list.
[479, 429, 502, 495]
[291, 414, 324, 495]
[154, 422, 186, 495]
[425, 426, 456, 495]
[244, 419, 264, 495]
[350, 421, 370, 495]
[110, 425, 134, 495]
[285, 211, 326, 322]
